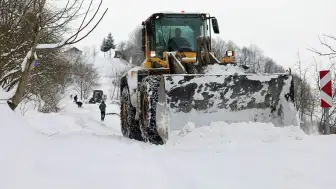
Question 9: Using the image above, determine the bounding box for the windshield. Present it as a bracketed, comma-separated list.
[154, 15, 207, 58]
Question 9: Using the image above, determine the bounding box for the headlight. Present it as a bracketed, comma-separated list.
[226, 50, 234, 57]
[150, 51, 156, 57]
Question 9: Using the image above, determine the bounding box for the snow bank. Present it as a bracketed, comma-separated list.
[2, 99, 336, 189]
[93, 54, 131, 77]
[0, 104, 40, 140]
[0, 102, 167, 189]
[0, 88, 10, 100]
[0, 104, 45, 188]
[168, 122, 306, 149]
[0, 83, 16, 101]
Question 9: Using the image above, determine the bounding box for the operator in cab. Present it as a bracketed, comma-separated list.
[168, 28, 190, 51]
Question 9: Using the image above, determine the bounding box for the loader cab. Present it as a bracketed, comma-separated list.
[141, 12, 220, 59]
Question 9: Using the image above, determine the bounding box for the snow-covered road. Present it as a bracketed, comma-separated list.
[25, 102, 121, 137]
[2, 101, 336, 189]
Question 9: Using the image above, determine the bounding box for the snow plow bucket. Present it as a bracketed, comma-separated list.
[155, 73, 298, 142]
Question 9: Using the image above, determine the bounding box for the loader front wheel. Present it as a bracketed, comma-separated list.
[120, 87, 143, 141]
[139, 76, 164, 145]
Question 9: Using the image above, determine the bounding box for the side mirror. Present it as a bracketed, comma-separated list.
[211, 18, 219, 34]
[141, 27, 146, 52]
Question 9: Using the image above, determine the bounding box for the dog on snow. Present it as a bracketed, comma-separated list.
[75, 101, 83, 108]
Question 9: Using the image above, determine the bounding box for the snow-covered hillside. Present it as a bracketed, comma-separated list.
[91, 52, 131, 102]
[1, 52, 336, 189]
[67, 51, 132, 103]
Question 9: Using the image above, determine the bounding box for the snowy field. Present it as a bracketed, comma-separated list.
[1, 52, 336, 189]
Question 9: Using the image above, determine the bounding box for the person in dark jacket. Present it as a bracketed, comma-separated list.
[74, 95, 78, 102]
[167, 28, 190, 51]
[99, 101, 106, 121]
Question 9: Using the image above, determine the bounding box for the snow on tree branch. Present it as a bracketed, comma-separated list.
[308, 34, 336, 58]
[1, 0, 109, 110]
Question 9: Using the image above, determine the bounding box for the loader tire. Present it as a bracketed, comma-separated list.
[139, 76, 164, 145]
[185, 63, 199, 74]
[120, 87, 143, 141]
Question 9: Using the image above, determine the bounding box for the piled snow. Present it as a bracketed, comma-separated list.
[0, 88, 12, 101]
[204, 64, 286, 81]
[168, 122, 306, 149]
[279, 76, 300, 126]
[36, 40, 67, 49]
[204, 64, 246, 75]
[0, 104, 45, 188]
[2, 101, 336, 188]
[93, 54, 131, 78]
[126, 66, 142, 97]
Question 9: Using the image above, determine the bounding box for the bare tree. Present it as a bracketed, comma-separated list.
[72, 55, 100, 100]
[116, 26, 144, 66]
[116, 40, 129, 61]
[263, 57, 276, 73]
[293, 52, 311, 124]
[289, 51, 326, 134]
[263, 57, 285, 73]
[211, 37, 227, 60]
[308, 34, 336, 58]
[307, 34, 336, 133]
[36, 82, 64, 113]
[108, 67, 128, 101]
[0, 0, 108, 110]
[22, 46, 73, 113]
[249, 45, 265, 73]
[236, 45, 264, 73]
[117, 41, 127, 51]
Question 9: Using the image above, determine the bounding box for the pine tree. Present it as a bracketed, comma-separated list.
[105, 33, 116, 50]
[100, 38, 109, 52]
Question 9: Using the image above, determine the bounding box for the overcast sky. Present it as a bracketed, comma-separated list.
[72, 0, 336, 83]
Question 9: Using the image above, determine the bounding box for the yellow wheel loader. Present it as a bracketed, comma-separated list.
[119, 12, 298, 145]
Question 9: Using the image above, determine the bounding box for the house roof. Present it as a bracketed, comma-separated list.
[64, 47, 82, 54]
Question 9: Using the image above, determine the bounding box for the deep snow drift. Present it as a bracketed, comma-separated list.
[2, 98, 336, 189]
[1, 53, 336, 189]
